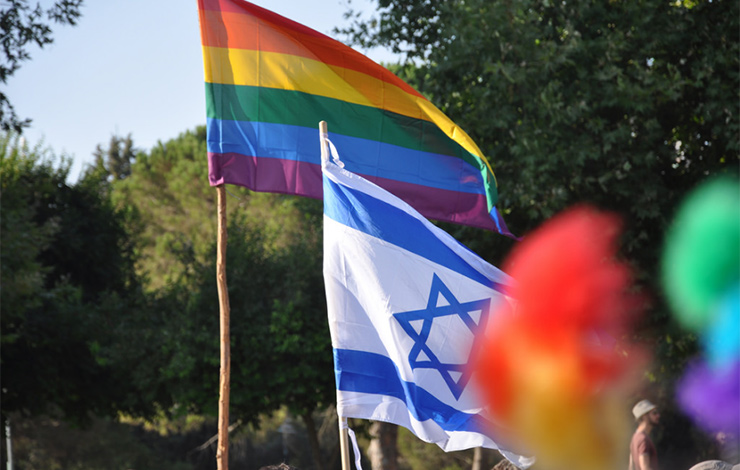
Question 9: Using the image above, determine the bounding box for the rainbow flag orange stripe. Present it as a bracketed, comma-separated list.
[197, 0, 511, 234]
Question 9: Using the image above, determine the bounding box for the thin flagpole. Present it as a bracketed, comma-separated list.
[319, 120, 351, 470]
[216, 184, 231, 470]
[6, 419, 13, 470]
[338, 417, 351, 470]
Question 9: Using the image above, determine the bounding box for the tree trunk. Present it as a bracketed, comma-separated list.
[367, 421, 398, 470]
[319, 406, 341, 470]
[302, 412, 324, 470]
[471, 447, 483, 470]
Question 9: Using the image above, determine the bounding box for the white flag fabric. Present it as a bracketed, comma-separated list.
[322, 149, 533, 467]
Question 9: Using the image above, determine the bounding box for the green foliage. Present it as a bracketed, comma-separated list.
[0, 0, 83, 131]
[7, 415, 195, 470]
[0, 133, 161, 425]
[111, 126, 251, 290]
[87, 133, 137, 183]
[0, 135, 60, 321]
[109, 126, 335, 429]
[268, 198, 334, 419]
[158, 203, 333, 426]
[160, 218, 280, 419]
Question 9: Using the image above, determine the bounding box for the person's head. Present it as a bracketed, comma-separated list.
[258, 464, 300, 470]
[632, 399, 660, 426]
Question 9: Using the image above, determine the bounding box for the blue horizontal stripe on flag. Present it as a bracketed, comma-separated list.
[334, 348, 490, 434]
[324, 175, 504, 290]
[206, 118, 485, 195]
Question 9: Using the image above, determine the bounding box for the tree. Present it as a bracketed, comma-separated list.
[109, 126, 234, 290]
[340, 0, 738, 466]
[0, 0, 83, 131]
[266, 198, 336, 470]
[0, 132, 160, 425]
[154, 206, 335, 468]
[368, 422, 398, 470]
[90, 133, 137, 182]
[111, 127, 337, 467]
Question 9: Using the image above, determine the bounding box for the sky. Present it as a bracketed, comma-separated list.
[6, 0, 396, 182]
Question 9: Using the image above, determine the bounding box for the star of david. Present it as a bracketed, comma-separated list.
[393, 273, 491, 400]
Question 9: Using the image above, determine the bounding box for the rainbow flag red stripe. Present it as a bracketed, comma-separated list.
[197, 0, 511, 234]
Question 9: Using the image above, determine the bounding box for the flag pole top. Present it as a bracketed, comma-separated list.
[319, 121, 329, 166]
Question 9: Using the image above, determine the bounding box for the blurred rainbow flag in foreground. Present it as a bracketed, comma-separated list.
[474, 207, 645, 470]
[197, 0, 512, 235]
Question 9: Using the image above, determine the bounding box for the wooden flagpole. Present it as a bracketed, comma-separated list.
[319, 120, 351, 470]
[216, 184, 231, 470]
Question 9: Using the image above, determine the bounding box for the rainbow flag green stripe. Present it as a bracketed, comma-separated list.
[205, 83, 484, 172]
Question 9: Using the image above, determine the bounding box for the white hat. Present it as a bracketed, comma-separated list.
[632, 399, 657, 420]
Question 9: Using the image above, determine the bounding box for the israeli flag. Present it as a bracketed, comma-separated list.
[322, 143, 533, 467]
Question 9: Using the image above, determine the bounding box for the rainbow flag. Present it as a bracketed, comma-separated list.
[198, 0, 511, 234]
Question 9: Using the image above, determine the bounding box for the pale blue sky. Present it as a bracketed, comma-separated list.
[6, 0, 394, 181]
